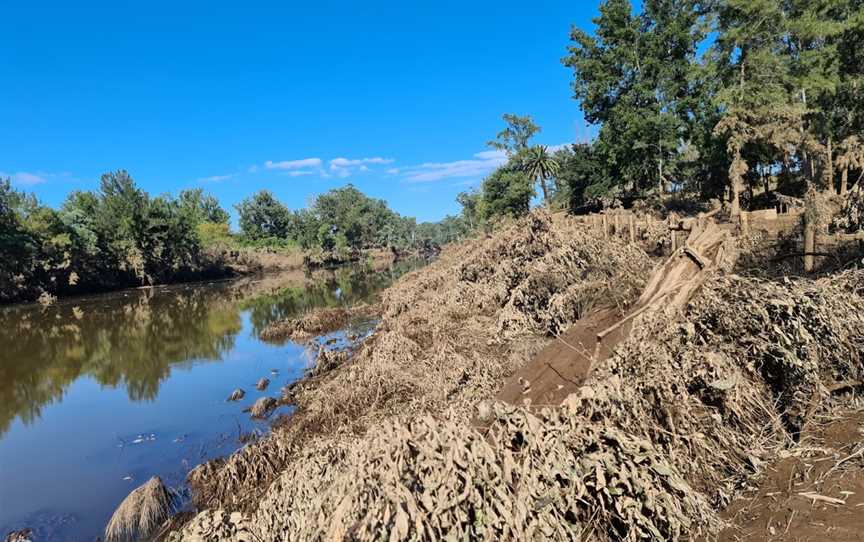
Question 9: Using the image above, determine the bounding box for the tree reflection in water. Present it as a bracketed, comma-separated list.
[0, 258, 423, 438]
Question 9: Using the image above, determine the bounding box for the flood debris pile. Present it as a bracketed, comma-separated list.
[176, 258, 864, 540]
[558, 272, 864, 517]
[187, 210, 652, 513]
[832, 184, 864, 233]
[309, 346, 349, 377]
[166, 509, 256, 542]
[249, 397, 278, 419]
[260, 305, 377, 343]
[175, 205, 864, 540]
[105, 476, 177, 542]
[250, 407, 714, 541]
[259, 307, 352, 342]
[285, 211, 651, 437]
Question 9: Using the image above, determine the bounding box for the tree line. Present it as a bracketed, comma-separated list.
[0, 172, 465, 303]
[457, 0, 864, 224]
[0, 172, 233, 302]
[232, 185, 469, 251]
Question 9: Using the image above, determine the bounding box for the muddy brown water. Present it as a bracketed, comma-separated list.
[0, 261, 422, 541]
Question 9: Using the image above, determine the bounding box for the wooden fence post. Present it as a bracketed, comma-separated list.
[628, 214, 635, 243]
[602, 214, 609, 239]
[803, 215, 816, 273]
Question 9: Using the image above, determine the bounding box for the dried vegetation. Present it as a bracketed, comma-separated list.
[105, 476, 177, 542]
[178, 210, 864, 541]
[260, 306, 375, 343]
[189, 210, 651, 511]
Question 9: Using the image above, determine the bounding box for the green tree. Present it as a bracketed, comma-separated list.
[553, 144, 611, 210]
[520, 145, 561, 205]
[564, 0, 709, 197]
[487, 114, 540, 155]
[235, 190, 292, 240]
[480, 169, 534, 219]
[456, 190, 482, 230]
[712, 0, 795, 214]
[178, 188, 230, 225]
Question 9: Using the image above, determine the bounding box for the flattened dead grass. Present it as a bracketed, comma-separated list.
[179, 210, 864, 541]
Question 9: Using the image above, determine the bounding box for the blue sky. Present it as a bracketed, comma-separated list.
[1, 1, 604, 223]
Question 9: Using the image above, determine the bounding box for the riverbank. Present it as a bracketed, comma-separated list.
[0, 261, 425, 540]
[168, 210, 864, 541]
[0, 245, 421, 306]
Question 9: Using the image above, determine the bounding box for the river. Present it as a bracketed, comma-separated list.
[0, 261, 420, 541]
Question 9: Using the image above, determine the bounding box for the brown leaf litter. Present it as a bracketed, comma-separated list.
[176, 210, 864, 541]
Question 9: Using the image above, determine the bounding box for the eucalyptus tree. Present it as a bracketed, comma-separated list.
[564, 0, 709, 197]
[487, 114, 540, 155]
[235, 190, 293, 240]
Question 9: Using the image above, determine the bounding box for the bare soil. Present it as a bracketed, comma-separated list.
[716, 408, 864, 542]
[496, 307, 621, 407]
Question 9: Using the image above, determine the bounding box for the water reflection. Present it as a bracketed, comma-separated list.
[0, 260, 420, 439]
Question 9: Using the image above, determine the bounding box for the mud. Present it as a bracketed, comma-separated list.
[717, 407, 864, 542]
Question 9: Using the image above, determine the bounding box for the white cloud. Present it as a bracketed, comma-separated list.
[472, 150, 507, 161]
[252, 156, 393, 180]
[329, 157, 393, 168]
[0, 171, 48, 186]
[284, 170, 315, 177]
[399, 145, 573, 184]
[198, 173, 235, 183]
[401, 150, 507, 183]
[328, 156, 394, 178]
[385, 168, 400, 175]
[265, 158, 323, 170]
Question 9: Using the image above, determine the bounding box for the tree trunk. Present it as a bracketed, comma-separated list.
[730, 182, 741, 217]
[540, 178, 549, 207]
[827, 137, 834, 192]
[730, 149, 743, 218]
[840, 166, 849, 195]
[804, 218, 816, 273]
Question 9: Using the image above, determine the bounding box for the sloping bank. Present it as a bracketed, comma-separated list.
[170, 211, 864, 541]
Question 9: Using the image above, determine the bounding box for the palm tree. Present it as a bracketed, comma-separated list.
[521, 145, 560, 206]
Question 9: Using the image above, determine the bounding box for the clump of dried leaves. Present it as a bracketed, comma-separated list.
[251, 406, 714, 541]
[832, 184, 864, 233]
[181, 209, 864, 542]
[260, 305, 377, 343]
[189, 210, 651, 512]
